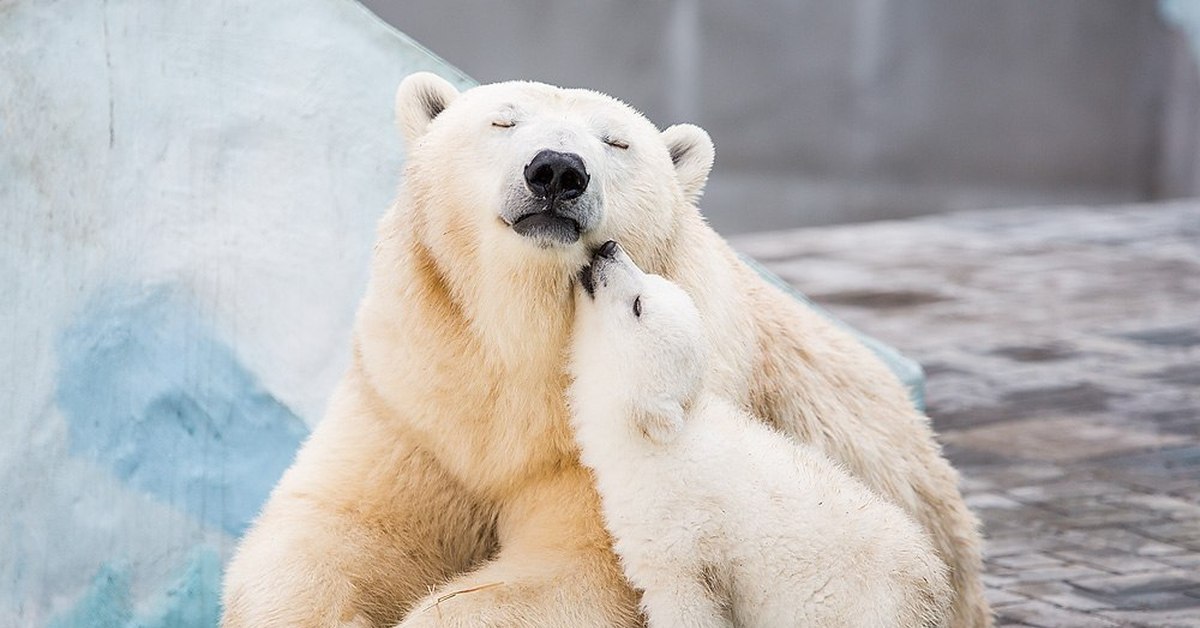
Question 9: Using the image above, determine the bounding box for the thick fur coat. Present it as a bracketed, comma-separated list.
[221, 73, 989, 627]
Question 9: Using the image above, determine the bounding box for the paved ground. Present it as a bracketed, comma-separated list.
[732, 202, 1200, 628]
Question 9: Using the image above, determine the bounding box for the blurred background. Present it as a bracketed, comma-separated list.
[366, 0, 1200, 233]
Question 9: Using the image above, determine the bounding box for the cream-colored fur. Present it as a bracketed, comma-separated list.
[568, 244, 950, 627]
[221, 73, 989, 627]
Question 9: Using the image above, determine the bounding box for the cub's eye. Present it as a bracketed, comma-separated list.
[492, 120, 516, 128]
[603, 137, 630, 150]
[632, 296, 642, 318]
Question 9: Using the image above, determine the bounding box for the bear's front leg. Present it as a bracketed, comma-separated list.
[395, 466, 641, 628]
[222, 377, 495, 627]
[637, 573, 731, 628]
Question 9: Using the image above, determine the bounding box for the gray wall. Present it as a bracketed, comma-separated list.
[1159, 4, 1200, 199]
[363, 0, 1200, 234]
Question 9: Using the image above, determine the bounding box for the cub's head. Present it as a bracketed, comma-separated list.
[569, 241, 708, 442]
[395, 72, 714, 271]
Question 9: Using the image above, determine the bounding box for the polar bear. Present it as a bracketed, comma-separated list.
[568, 240, 951, 628]
[221, 73, 988, 627]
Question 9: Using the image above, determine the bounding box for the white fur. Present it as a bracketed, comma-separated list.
[569, 246, 952, 628]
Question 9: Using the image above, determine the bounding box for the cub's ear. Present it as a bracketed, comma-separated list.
[632, 398, 685, 444]
[395, 72, 460, 145]
[661, 124, 715, 205]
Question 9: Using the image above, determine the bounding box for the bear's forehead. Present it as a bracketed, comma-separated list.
[462, 81, 647, 124]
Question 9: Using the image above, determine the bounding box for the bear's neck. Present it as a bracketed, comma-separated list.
[407, 230, 577, 372]
[352, 209, 585, 494]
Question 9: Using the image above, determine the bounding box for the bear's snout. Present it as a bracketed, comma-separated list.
[507, 149, 598, 246]
[524, 150, 589, 201]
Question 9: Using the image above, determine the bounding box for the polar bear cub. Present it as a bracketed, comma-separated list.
[568, 241, 952, 628]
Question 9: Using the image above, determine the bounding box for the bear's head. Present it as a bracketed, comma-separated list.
[394, 73, 714, 275]
[569, 240, 708, 443]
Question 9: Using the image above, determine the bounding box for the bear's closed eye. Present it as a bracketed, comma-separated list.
[604, 137, 630, 150]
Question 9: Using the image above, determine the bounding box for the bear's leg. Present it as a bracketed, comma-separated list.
[394, 466, 640, 628]
[222, 381, 494, 627]
[636, 569, 730, 628]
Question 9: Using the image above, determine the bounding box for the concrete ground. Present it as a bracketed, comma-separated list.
[732, 201, 1200, 628]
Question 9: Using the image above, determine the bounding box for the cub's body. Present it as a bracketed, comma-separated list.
[569, 244, 951, 628]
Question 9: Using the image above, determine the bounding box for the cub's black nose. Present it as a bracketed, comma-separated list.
[596, 240, 618, 259]
[524, 150, 589, 201]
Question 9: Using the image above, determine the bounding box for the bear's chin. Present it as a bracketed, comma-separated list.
[511, 212, 582, 246]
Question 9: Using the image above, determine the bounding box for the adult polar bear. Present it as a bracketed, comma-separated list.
[222, 73, 989, 627]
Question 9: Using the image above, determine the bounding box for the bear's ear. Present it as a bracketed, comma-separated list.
[395, 72, 460, 145]
[632, 398, 685, 444]
[661, 124, 715, 206]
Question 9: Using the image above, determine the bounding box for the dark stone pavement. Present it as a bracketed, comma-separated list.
[732, 202, 1200, 628]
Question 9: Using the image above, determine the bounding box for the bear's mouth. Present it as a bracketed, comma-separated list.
[511, 211, 581, 245]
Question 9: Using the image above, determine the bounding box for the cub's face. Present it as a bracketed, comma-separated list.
[571, 241, 707, 440]
[395, 73, 714, 267]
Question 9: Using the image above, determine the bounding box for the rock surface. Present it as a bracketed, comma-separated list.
[0, 1, 469, 624]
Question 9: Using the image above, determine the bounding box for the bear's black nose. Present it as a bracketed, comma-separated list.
[524, 150, 589, 201]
